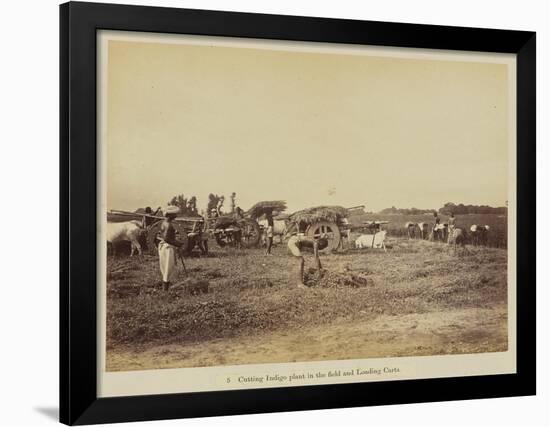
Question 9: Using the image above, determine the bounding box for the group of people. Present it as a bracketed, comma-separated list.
[431, 211, 457, 242]
[156, 207, 326, 291]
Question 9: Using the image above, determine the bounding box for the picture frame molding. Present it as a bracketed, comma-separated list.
[60, 1, 536, 425]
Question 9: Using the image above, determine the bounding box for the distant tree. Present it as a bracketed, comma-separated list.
[439, 202, 506, 215]
[187, 196, 198, 216]
[230, 192, 236, 213]
[207, 194, 217, 215]
[207, 194, 226, 217]
[439, 202, 456, 215]
[379, 206, 435, 215]
[167, 194, 200, 216]
[379, 206, 397, 214]
[168, 194, 187, 214]
[218, 195, 225, 214]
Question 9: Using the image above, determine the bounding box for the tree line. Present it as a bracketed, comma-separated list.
[153, 192, 239, 217]
[379, 206, 436, 215]
[437, 202, 507, 215]
[378, 202, 506, 215]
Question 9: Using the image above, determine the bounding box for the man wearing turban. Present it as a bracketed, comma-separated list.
[158, 205, 184, 290]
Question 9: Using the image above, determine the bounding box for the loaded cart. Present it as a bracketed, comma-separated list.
[286, 205, 352, 252]
[107, 210, 208, 255]
[203, 213, 261, 248]
[108, 206, 262, 254]
[204, 200, 289, 249]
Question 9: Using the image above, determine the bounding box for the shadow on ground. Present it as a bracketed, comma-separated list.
[34, 407, 58, 422]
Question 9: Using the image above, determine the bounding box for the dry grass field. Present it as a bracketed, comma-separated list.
[106, 234, 508, 371]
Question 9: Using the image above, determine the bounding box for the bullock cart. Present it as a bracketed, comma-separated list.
[202, 200, 290, 249]
[247, 200, 288, 243]
[286, 206, 353, 253]
[108, 207, 263, 253]
[203, 214, 261, 248]
[251, 205, 371, 252]
[107, 210, 207, 255]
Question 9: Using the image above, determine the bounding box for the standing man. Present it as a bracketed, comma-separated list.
[265, 213, 274, 255]
[448, 212, 456, 242]
[431, 211, 441, 241]
[158, 205, 185, 291]
[433, 211, 441, 226]
[287, 227, 329, 288]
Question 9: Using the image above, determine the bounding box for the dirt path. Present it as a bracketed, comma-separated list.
[106, 305, 507, 371]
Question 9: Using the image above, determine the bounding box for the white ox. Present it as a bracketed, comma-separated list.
[355, 230, 387, 251]
[106, 221, 144, 256]
[448, 227, 466, 248]
[258, 218, 287, 244]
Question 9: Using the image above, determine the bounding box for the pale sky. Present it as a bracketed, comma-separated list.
[105, 36, 510, 214]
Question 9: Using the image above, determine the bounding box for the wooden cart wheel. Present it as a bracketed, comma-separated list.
[172, 222, 189, 252]
[306, 221, 341, 252]
[146, 220, 163, 255]
[238, 219, 261, 248]
[214, 226, 229, 247]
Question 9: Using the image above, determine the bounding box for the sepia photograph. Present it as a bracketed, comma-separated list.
[97, 30, 516, 393]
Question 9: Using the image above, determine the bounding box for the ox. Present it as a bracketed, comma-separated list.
[448, 227, 467, 254]
[470, 225, 490, 246]
[258, 218, 287, 245]
[405, 222, 419, 239]
[417, 222, 429, 240]
[106, 221, 144, 257]
[355, 230, 387, 252]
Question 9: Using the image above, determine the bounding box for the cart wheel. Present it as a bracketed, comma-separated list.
[306, 221, 341, 252]
[214, 227, 228, 247]
[172, 222, 189, 251]
[238, 219, 261, 248]
[146, 221, 163, 255]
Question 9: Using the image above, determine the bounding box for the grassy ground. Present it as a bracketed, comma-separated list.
[106, 237, 508, 371]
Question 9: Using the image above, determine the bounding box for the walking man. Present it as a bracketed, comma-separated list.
[265, 213, 274, 255]
[158, 205, 185, 291]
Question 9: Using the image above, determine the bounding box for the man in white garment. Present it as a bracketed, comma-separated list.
[158, 205, 184, 291]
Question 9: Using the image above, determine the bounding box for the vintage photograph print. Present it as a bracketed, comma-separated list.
[97, 31, 516, 397]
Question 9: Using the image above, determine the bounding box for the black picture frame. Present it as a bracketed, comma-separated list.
[60, 1, 536, 425]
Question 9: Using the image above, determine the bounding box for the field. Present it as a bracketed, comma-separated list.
[350, 213, 508, 248]
[106, 232, 508, 371]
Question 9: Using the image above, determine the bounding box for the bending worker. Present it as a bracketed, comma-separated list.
[158, 205, 185, 291]
[287, 226, 329, 288]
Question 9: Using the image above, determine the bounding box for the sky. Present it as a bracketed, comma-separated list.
[104, 35, 510, 214]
